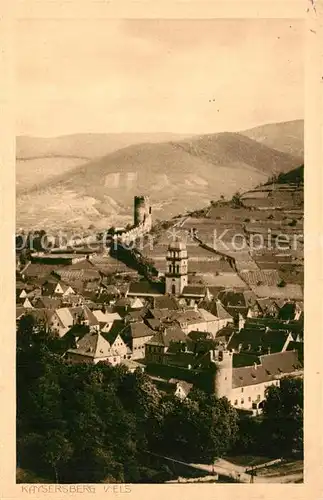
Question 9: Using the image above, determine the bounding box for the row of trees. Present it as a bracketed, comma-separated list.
[17, 319, 303, 483]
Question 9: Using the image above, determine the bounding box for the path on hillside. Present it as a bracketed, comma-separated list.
[146, 451, 302, 483]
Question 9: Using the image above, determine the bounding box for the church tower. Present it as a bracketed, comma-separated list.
[165, 239, 188, 295]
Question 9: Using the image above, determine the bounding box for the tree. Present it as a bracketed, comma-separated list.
[231, 192, 242, 208]
[262, 377, 303, 456]
[42, 430, 73, 483]
[161, 392, 238, 463]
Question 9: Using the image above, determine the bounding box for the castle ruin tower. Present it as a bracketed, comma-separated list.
[211, 348, 233, 399]
[134, 196, 152, 230]
[165, 239, 188, 295]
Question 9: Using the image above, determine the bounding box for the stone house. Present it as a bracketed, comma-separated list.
[123, 321, 155, 360]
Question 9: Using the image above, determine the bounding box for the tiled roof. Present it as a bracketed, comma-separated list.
[147, 326, 187, 348]
[153, 295, 180, 310]
[103, 330, 124, 347]
[233, 353, 261, 368]
[55, 308, 74, 329]
[227, 328, 292, 354]
[92, 310, 121, 325]
[130, 297, 145, 309]
[20, 263, 58, 280]
[67, 331, 114, 359]
[169, 379, 193, 396]
[16, 307, 25, 320]
[127, 281, 165, 296]
[181, 285, 206, 297]
[114, 297, 132, 308]
[278, 301, 302, 320]
[107, 319, 127, 338]
[251, 284, 303, 300]
[287, 341, 303, 363]
[101, 284, 120, 295]
[149, 308, 206, 326]
[245, 318, 292, 330]
[42, 282, 58, 296]
[187, 330, 208, 341]
[199, 274, 247, 289]
[34, 297, 62, 309]
[129, 321, 155, 339]
[215, 324, 236, 341]
[125, 309, 148, 322]
[256, 298, 280, 313]
[198, 299, 233, 320]
[240, 269, 281, 287]
[218, 290, 257, 308]
[232, 350, 302, 388]
[25, 308, 55, 324]
[198, 308, 220, 322]
[145, 318, 162, 330]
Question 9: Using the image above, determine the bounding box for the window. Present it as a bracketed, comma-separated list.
[176, 265, 179, 273]
[241, 388, 244, 393]
[241, 399, 244, 405]
[234, 400, 238, 405]
[248, 397, 251, 402]
[169, 265, 172, 273]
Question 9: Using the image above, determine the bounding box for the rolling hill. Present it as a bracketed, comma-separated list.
[241, 119, 304, 158]
[16, 121, 303, 232]
[16, 132, 191, 161]
[16, 132, 191, 195]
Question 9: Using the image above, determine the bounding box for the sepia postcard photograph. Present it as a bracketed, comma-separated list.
[1, 3, 320, 495]
[15, 16, 305, 486]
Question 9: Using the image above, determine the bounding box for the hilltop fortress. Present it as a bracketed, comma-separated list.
[116, 195, 152, 245]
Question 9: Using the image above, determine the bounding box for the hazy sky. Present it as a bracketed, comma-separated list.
[16, 19, 303, 137]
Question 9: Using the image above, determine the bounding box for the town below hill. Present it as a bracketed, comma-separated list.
[16, 166, 304, 483]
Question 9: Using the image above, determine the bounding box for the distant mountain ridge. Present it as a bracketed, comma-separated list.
[241, 119, 303, 158]
[16, 119, 304, 161]
[16, 132, 192, 161]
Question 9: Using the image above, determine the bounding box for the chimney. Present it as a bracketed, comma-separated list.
[267, 346, 271, 355]
[253, 362, 257, 370]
